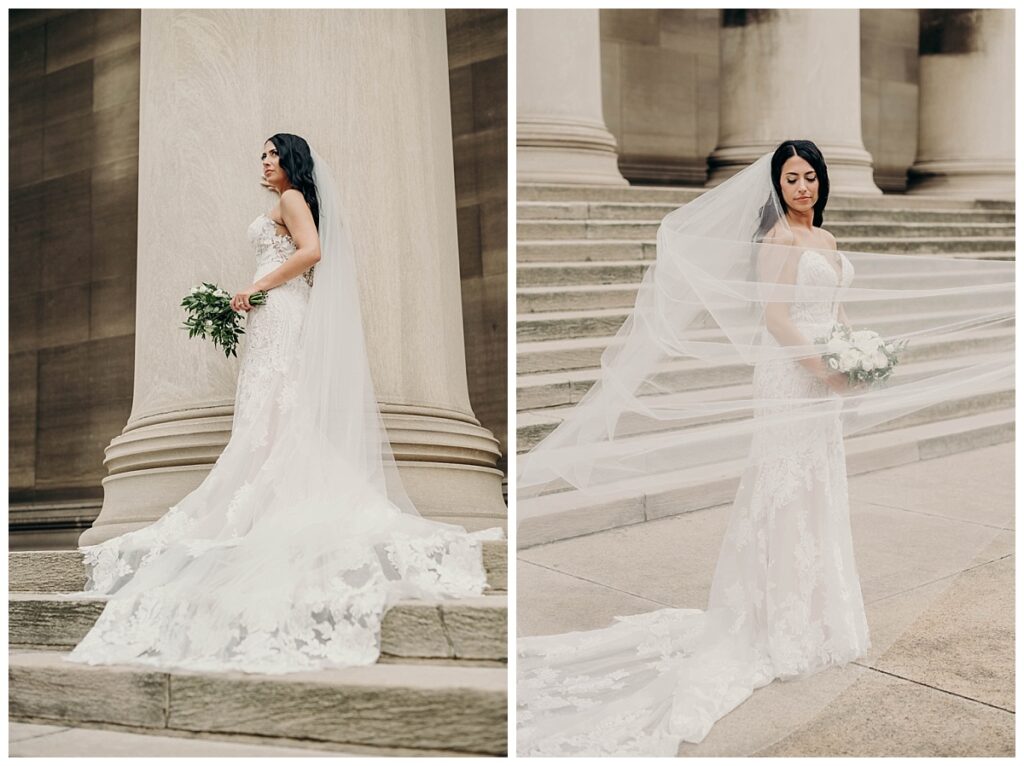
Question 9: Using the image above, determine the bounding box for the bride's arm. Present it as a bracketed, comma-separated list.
[822, 228, 852, 330]
[232, 190, 321, 311]
[759, 232, 843, 390]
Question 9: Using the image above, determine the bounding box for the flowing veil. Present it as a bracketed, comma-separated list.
[517, 152, 1013, 755]
[66, 146, 500, 674]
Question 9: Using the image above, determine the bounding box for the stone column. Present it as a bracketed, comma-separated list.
[908, 10, 1014, 198]
[709, 9, 881, 195]
[81, 9, 505, 545]
[517, 9, 627, 186]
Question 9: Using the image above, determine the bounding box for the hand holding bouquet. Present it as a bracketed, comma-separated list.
[181, 282, 267, 358]
[818, 324, 908, 387]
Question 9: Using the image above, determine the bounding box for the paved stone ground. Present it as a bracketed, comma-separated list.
[517, 442, 1015, 757]
[8, 722, 349, 757]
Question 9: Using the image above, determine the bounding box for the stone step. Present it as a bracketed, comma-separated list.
[9, 539, 508, 594]
[8, 649, 507, 755]
[517, 258, 1016, 287]
[518, 238, 1016, 262]
[517, 277, 1015, 314]
[517, 200, 1016, 223]
[518, 259, 1015, 289]
[9, 593, 507, 662]
[518, 406, 1014, 548]
[517, 183, 1016, 209]
[517, 299, 1012, 344]
[518, 322, 1014, 377]
[518, 219, 1016, 242]
[518, 354, 1014, 452]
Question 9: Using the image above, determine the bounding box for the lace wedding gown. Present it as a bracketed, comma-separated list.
[518, 248, 869, 756]
[66, 213, 495, 674]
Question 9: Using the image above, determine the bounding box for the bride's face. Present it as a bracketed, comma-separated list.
[261, 141, 286, 186]
[779, 154, 818, 215]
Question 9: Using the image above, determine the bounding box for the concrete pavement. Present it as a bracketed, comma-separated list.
[517, 442, 1014, 756]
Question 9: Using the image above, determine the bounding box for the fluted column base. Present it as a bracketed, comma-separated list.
[80, 404, 505, 546]
[518, 117, 628, 186]
[707, 142, 882, 196]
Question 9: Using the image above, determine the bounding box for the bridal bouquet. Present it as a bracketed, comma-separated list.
[181, 282, 267, 358]
[818, 324, 908, 386]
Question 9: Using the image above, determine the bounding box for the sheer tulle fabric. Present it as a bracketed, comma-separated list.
[66, 150, 500, 673]
[516, 153, 1012, 755]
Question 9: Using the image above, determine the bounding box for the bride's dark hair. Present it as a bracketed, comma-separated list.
[754, 138, 830, 243]
[770, 139, 829, 227]
[265, 133, 320, 230]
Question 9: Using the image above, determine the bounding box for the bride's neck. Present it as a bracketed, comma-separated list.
[785, 210, 815, 231]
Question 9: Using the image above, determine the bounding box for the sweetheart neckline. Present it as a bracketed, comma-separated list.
[800, 248, 846, 284]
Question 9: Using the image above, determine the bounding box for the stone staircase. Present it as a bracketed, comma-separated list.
[8, 541, 508, 756]
[517, 184, 1015, 549]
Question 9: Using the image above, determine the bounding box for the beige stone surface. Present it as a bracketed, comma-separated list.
[757, 669, 1013, 756]
[10, 651, 507, 755]
[516, 443, 1015, 755]
[910, 9, 1014, 198]
[10, 651, 167, 728]
[167, 663, 506, 754]
[517, 10, 626, 186]
[9, 722, 346, 757]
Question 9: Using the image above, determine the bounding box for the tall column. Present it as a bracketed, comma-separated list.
[517, 9, 627, 186]
[908, 10, 1014, 198]
[709, 9, 881, 195]
[81, 9, 505, 545]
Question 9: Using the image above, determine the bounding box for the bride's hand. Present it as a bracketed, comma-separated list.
[823, 371, 861, 396]
[231, 286, 260, 312]
[260, 175, 280, 194]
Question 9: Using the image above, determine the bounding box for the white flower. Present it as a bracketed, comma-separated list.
[190, 286, 199, 295]
[885, 343, 895, 354]
[850, 329, 878, 344]
[838, 350, 859, 371]
[828, 357, 840, 370]
[862, 356, 875, 372]
[872, 350, 888, 368]
[204, 319, 213, 328]
[826, 337, 849, 355]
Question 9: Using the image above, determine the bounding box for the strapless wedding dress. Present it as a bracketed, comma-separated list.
[518, 249, 869, 756]
[66, 213, 498, 674]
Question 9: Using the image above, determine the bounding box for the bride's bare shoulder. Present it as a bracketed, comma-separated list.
[761, 223, 796, 246]
[816, 227, 838, 250]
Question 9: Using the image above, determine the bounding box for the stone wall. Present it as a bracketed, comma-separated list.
[860, 9, 920, 192]
[445, 10, 508, 464]
[600, 9, 719, 184]
[9, 9, 141, 548]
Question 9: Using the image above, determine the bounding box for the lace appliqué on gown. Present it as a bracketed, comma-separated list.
[66, 213, 496, 675]
[517, 249, 870, 757]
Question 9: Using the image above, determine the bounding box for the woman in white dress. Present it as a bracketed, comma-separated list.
[66, 133, 498, 674]
[517, 140, 935, 755]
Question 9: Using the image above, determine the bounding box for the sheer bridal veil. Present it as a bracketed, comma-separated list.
[517, 150, 1013, 754]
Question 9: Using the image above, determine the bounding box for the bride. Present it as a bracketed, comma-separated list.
[65, 133, 499, 674]
[516, 140, 1010, 755]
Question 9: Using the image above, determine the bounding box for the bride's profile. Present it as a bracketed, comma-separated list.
[65, 133, 499, 674]
[516, 139, 1013, 755]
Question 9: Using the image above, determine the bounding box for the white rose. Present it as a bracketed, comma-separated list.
[862, 356, 875, 372]
[204, 320, 213, 328]
[872, 350, 888, 368]
[885, 343, 895, 354]
[828, 357, 840, 370]
[838, 350, 859, 371]
[850, 329, 877, 343]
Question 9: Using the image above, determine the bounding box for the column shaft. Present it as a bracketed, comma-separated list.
[81, 9, 505, 545]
